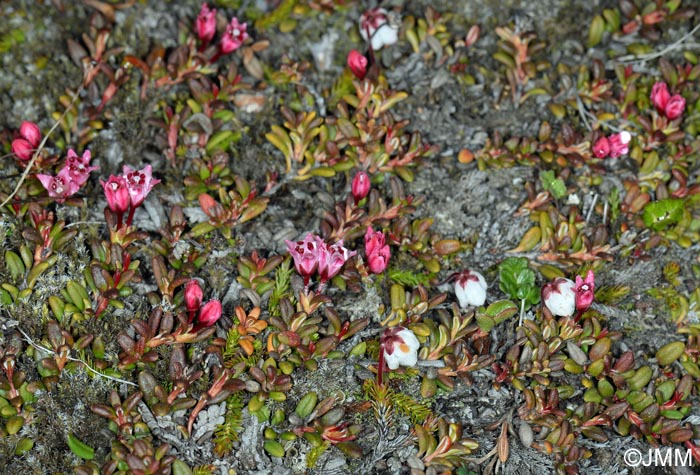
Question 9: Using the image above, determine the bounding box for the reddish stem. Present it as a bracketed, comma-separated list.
[377, 343, 385, 387]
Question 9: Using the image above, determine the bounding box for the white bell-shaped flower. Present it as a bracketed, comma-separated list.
[542, 277, 576, 317]
[454, 270, 487, 308]
[381, 327, 420, 370]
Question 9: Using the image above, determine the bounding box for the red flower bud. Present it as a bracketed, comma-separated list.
[185, 279, 203, 313]
[347, 50, 368, 80]
[650, 81, 670, 112]
[100, 175, 131, 214]
[11, 138, 34, 161]
[351, 170, 370, 203]
[592, 136, 610, 159]
[664, 94, 686, 120]
[198, 300, 222, 327]
[19, 121, 41, 148]
[196, 3, 217, 45]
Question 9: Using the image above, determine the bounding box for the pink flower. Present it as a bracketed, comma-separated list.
[664, 94, 686, 120]
[122, 165, 160, 208]
[196, 3, 217, 45]
[64, 149, 98, 186]
[575, 270, 595, 312]
[650, 81, 670, 112]
[285, 234, 323, 282]
[36, 167, 81, 203]
[359, 7, 399, 50]
[380, 326, 420, 370]
[592, 136, 610, 159]
[318, 240, 356, 282]
[608, 131, 631, 158]
[365, 227, 390, 274]
[219, 17, 248, 54]
[347, 50, 368, 80]
[454, 270, 487, 308]
[19, 121, 41, 148]
[100, 175, 131, 214]
[185, 279, 203, 313]
[541, 277, 576, 317]
[11, 139, 34, 161]
[198, 300, 222, 327]
[364, 227, 386, 257]
[351, 170, 370, 203]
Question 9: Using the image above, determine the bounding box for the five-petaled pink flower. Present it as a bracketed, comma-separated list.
[318, 240, 356, 282]
[101, 175, 131, 215]
[123, 165, 161, 208]
[219, 17, 248, 54]
[575, 270, 595, 312]
[347, 50, 368, 80]
[64, 149, 99, 186]
[36, 168, 80, 203]
[196, 3, 217, 46]
[365, 227, 390, 274]
[285, 234, 323, 285]
[198, 300, 222, 327]
[11, 121, 42, 161]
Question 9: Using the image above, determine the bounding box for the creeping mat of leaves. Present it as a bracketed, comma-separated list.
[2, 1, 700, 474]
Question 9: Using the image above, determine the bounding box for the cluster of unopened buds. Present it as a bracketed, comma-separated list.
[196, 3, 249, 60]
[541, 270, 595, 319]
[592, 131, 631, 159]
[184, 279, 223, 331]
[285, 234, 356, 290]
[650, 81, 686, 120]
[100, 165, 160, 229]
[11, 121, 41, 161]
[365, 227, 390, 274]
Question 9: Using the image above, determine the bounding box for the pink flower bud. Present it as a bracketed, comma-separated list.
[19, 121, 41, 148]
[367, 244, 390, 274]
[11, 138, 34, 161]
[122, 165, 160, 208]
[100, 175, 131, 214]
[542, 277, 576, 317]
[608, 131, 631, 158]
[196, 3, 217, 45]
[381, 326, 420, 370]
[454, 270, 487, 308]
[198, 300, 222, 327]
[285, 234, 323, 280]
[219, 17, 248, 54]
[575, 270, 595, 312]
[592, 136, 610, 159]
[351, 170, 370, 203]
[364, 227, 385, 258]
[185, 279, 203, 313]
[650, 81, 670, 112]
[318, 240, 356, 282]
[664, 94, 686, 120]
[347, 50, 368, 80]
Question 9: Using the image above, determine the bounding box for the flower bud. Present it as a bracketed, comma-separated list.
[664, 94, 685, 120]
[351, 170, 370, 203]
[11, 139, 34, 161]
[198, 300, 222, 327]
[650, 81, 670, 112]
[367, 245, 390, 274]
[19, 121, 41, 148]
[592, 136, 610, 159]
[454, 270, 487, 308]
[542, 278, 576, 317]
[196, 3, 217, 45]
[185, 279, 203, 313]
[608, 131, 631, 158]
[381, 326, 420, 370]
[347, 50, 368, 80]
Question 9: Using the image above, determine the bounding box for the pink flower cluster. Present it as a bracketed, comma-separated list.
[11, 121, 41, 161]
[195, 3, 248, 56]
[365, 227, 390, 274]
[36, 149, 98, 203]
[650, 81, 686, 120]
[100, 165, 160, 226]
[592, 131, 631, 159]
[285, 234, 356, 288]
[184, 279, 222, 328]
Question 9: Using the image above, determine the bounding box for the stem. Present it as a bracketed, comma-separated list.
[125, 205, 136, 227]
[377, 343, 385, 387]
[519, 299, 525, 327]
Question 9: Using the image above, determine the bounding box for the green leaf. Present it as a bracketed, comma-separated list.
[642, 198, 684, 231]
[67, 433, 94, 460]
[540, 170, 567, 200]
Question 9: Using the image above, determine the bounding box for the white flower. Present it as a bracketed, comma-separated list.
[454, 270, 487, 308]
[542, 278, 576, 317]
[359, 8, 400, 50]
[381, 327, 420, 370]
